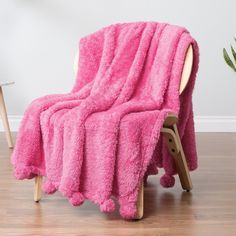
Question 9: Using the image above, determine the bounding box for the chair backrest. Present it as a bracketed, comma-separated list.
[73, 45, 193, 95]
[179, 45, 193, 94]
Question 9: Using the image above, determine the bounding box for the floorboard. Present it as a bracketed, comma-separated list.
[0, 132, 236, 236]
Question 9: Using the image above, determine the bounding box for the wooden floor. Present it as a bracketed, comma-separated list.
[0, 133, 236, 236]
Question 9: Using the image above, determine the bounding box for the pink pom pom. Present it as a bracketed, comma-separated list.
[100, 199, 115, 213]
[42, 181, 57, 194]
[160, 174, 175, 188]
[69, 192, 85, 206]
[119, 203, 137, 220]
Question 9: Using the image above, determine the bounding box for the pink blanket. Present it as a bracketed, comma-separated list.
[11, 22, 199, 219]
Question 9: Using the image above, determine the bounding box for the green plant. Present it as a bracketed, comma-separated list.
[223, 37, 236, 72]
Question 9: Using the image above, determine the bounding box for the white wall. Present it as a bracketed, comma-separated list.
[1, 0, 236, 131]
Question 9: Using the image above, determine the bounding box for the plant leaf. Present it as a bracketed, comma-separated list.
[223, 48, 236, 72]
[231, 45, 236, 64]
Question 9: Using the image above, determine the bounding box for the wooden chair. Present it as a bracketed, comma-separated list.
[0, 81, 14, 148]
[34, 45, 194, 220]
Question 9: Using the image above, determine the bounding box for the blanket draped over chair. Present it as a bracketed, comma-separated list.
[11, 22, 199, 219]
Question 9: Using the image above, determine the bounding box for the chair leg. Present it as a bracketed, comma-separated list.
[162, 125, 192, 191]
[173, 124, 192, 191]
[0, 87, 13, 148]
[34, 176, 43, 202]
[135, 179, 144, 220]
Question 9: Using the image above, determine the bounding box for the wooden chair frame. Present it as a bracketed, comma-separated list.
[33, 45, 194, 220]
[135, 114, 193, 219]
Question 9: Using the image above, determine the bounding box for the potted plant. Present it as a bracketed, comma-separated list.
[223, 38, 236, 72]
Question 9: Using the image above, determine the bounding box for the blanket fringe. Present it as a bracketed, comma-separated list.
[119, 202, 137, 220]
[13, 166, 40, 180]
[69, 192, 85, 206]
[42, 181, 57, 194]
[160, 174, 175, 188]
[100, 199, 115, 213]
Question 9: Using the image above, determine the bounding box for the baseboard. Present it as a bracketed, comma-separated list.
[0, 115, 22, 132]
[1, 115, 236, 132]
[194, 116, 236, 132]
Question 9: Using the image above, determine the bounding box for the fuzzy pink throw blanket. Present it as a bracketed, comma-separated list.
[12, 22, 199, 219]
